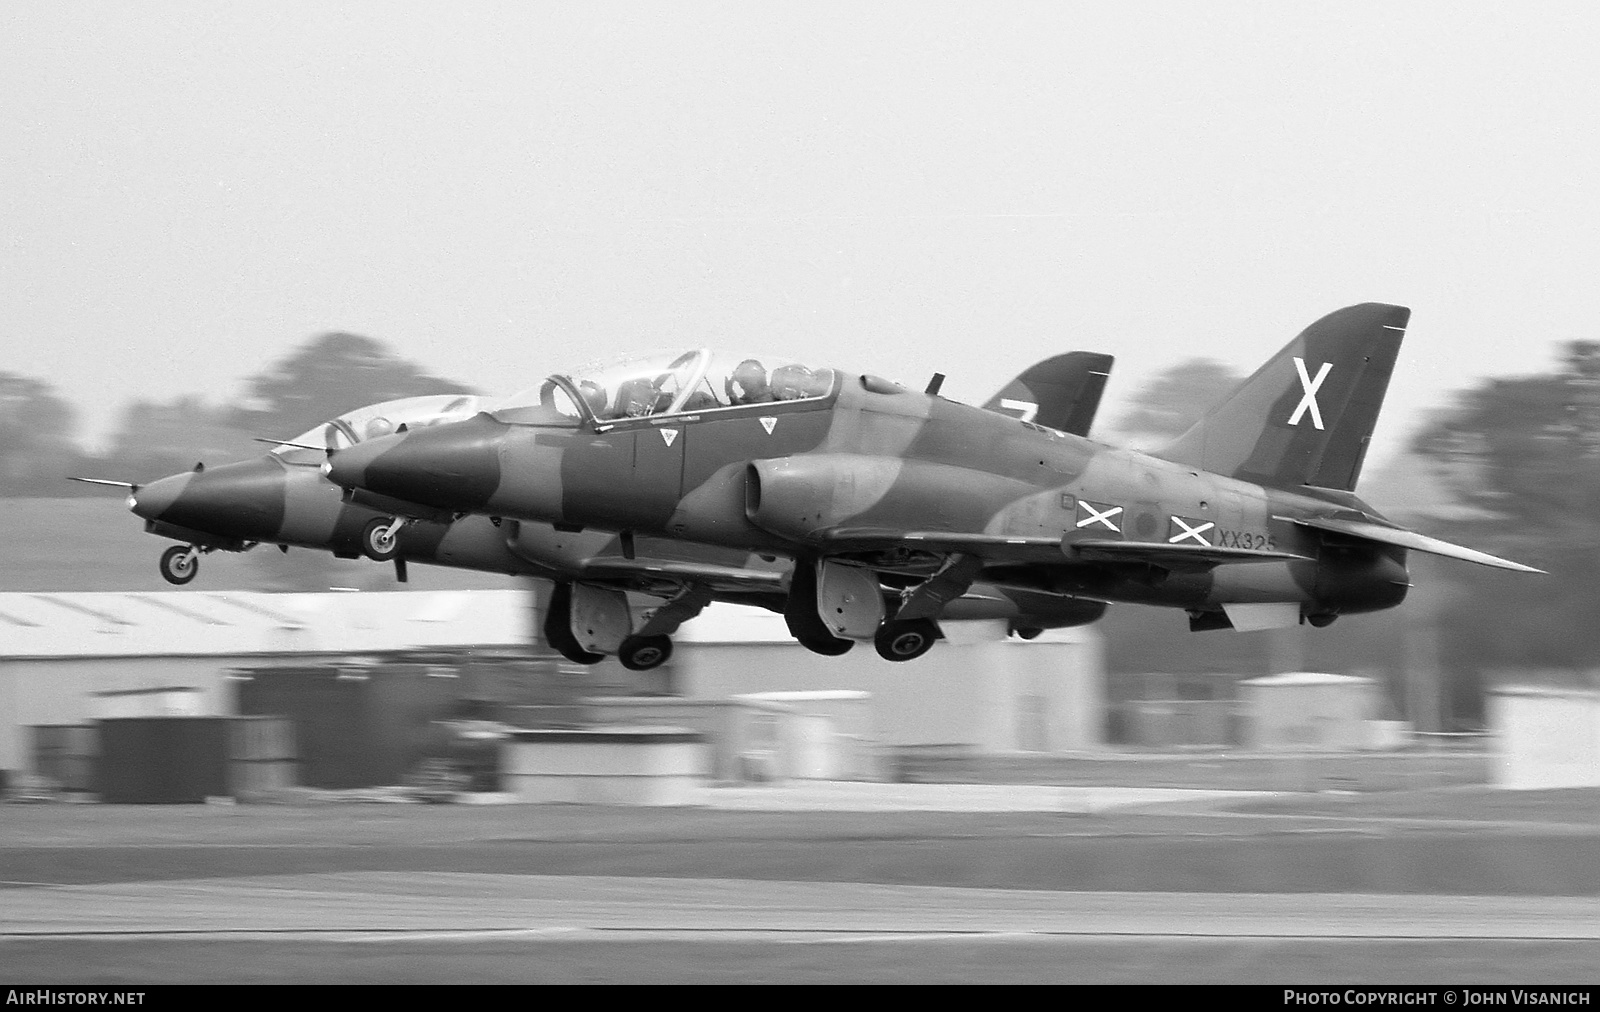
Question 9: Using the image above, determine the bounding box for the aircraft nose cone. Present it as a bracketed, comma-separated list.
[326, 419, 504, 513]
[133, 459, 289, 541]
[129, 473, 189, 521]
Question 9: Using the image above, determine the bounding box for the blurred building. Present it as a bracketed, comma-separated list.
[671, 605, 1103, 754]
[0, 589, 532, 775]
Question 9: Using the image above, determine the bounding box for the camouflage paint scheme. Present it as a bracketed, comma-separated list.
[94, 353, 1116, 667]
[325, 304, 1540, 658]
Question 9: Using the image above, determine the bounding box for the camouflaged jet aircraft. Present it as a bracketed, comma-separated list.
[325, 303, 1542, 660]
[71, 352, 1115, 667]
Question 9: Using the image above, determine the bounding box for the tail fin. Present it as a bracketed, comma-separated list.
[982, 351, 1115, 437]
[1153, 303, 1408, 491]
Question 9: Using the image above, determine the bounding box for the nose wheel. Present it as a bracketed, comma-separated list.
[159, 545, 200, 585]
[361, 516, 406, 561]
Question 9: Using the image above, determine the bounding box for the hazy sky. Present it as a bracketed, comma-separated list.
[4, 3, 1598, 465]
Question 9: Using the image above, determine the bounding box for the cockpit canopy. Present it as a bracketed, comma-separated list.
[497, 349, 839, 425]
[272, 394, 487, 464]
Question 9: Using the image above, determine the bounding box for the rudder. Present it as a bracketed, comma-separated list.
[1153, 303, 1409, 491]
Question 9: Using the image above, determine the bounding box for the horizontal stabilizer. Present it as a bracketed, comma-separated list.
[1278, 516, 1544, 574]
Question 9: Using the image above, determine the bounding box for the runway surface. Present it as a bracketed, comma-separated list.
[7, 873, 1600, 941]
[4, 786, 1600, 983]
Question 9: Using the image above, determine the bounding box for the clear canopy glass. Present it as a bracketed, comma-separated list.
[272, 394, 488, 464]
[501, 349, 838, 423]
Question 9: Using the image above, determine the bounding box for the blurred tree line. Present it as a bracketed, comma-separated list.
[3, 333, 475, 495]
[1410, 340, 1600, 679]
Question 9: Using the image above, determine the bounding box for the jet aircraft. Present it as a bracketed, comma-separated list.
[325, 304, 1542, 661]
[73, 352, 1115, 667]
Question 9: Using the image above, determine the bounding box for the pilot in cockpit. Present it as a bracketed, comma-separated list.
[577, 380, 608, 418]
[729, 359, 775, 405]
[615, 377, 658, 418]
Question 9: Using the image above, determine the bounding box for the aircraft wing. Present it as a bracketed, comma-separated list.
[819, 528, 1308, 570]
[1277, 515, 1545, 574]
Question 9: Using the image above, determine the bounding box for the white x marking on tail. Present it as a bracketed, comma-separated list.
[1288, 357, 1332, 430]
[1168, 516, 1216, 546]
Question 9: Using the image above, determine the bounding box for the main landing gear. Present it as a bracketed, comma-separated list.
[618, 634, 673, 671]
[873, 618, 940, 662]
[543, 582, 605, 665]
[783, 561, 854, 656]
[540, 584, 681, 672]
[785, 560, 946, 662]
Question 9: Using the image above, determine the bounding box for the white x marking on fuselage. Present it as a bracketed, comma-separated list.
[1076, 503, 1123, 531]
[1288, 357, 1332, 430]
[1169, 517, 1216, 546]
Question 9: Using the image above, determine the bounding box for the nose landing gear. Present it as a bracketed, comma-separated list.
[159, 545, 200, 585]
[361, 516, 406, 561]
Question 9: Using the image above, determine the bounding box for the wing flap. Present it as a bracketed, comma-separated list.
[1070, 539, 1310, 569]
[819, 528, 1309, 569]
[1278, 516, 1544, 574]
[577, 556, 789, 593]
[820, 528, 1066, 563]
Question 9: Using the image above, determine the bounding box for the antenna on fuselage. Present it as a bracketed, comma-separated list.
[924, 373, 946, 396]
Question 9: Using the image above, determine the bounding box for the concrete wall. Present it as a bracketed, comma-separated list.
[0, 657, 235, 773]
[671, 623, 1102, 754]
[1488, 686, 1600, 789]
[1239, 672, 1380, 751]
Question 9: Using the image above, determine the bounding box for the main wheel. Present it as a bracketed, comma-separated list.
[543, 583, 605, 665]
[361, 516, 401, 561]
[874, 618, 940, 662]
[159, 545, 198, 585]
[794, 630, 854, 656]
[783, 558, 855, 656]
[618, 634, 673, 671]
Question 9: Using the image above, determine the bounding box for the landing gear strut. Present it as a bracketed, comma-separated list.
[159, 545, 199, 585]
